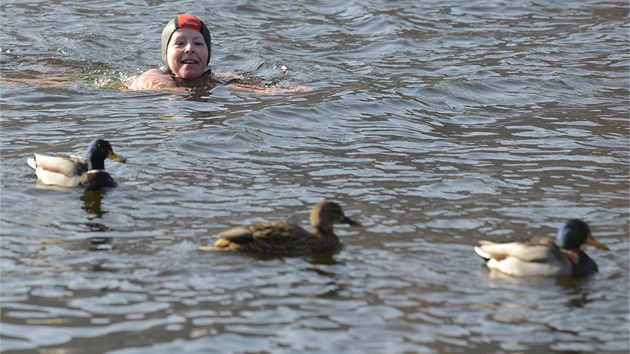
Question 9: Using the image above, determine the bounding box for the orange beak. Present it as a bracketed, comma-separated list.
[585, 233, 608, 250]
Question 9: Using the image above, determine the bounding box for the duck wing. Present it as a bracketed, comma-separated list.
[214, 221, 314, 255]
[28, 153, 89, 187]
[216, 226, 256, 244]
[475, 237, 572, 277]
[30, 153, 87, 174]
[217, 221, 305, 243]
[475, 238, 558, 263]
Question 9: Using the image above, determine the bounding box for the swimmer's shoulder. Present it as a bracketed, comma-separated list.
[129, 68, 175, 91]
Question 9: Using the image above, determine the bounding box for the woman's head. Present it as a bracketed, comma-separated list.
[161, 14, 212, 79]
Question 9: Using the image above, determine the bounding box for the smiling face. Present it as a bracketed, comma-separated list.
[166, 28, 209, 80]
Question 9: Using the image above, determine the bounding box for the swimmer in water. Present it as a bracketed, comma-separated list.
[128, 14, 311, 93]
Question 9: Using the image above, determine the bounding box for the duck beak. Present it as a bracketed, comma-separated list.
[107, 150, 126, 163]
[586, 233, 608, 250]
[343, 216, 361, 227]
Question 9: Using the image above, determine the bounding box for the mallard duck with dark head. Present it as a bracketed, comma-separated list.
[205, 201, 362, 257]
[474, 219, 608, 277]
[27, 139, 126, 189]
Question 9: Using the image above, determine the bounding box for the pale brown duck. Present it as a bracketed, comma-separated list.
[205, 201, 361, 256]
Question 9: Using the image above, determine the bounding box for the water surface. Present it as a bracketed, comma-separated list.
[1, 0, 628, 353]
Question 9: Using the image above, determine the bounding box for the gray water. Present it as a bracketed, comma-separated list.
[1, 0, 628, 353]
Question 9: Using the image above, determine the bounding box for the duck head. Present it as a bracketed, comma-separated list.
[310, 201, 361, 234]
[556, 219, 608, 250]
[87, 139, 126, 170]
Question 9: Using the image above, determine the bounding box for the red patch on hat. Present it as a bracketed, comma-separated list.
[177, 14, 202, 31]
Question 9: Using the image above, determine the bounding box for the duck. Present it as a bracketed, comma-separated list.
[474, 219, 608, 277]
[203, 201, 361, 257]
[27, 139, 126, 189]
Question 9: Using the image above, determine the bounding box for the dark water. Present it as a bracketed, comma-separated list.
[1, 0, 628, 353]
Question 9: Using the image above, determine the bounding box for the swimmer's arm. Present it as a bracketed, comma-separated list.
[213, 72, 313, 93]
[212, 71, 243, 84]
[128, 69, 176, 91]
[227, 84, 313, 93]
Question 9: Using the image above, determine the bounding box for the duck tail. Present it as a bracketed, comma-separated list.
[474, 246, 491, 262]
[27, 156, 37, 170]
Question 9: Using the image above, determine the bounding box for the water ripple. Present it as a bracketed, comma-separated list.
[1, 0, 628, 353]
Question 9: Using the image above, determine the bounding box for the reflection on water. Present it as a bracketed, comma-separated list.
[1, 0, 628, 353]
[81, 190, 107, 219]
[81, 189, 115, 249]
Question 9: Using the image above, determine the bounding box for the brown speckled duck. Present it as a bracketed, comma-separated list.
[204, 201, 361, 256]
